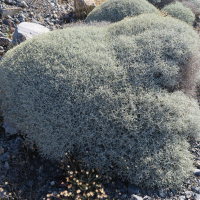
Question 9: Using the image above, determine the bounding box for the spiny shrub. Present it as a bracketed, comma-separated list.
[0, 14, 200, 190]
[85, 0, 161, 23]
[181, 0, 200, 17]
[162, 2, 195, 25]
[105, 13, 200, 97]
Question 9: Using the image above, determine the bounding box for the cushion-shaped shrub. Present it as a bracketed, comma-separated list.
[182, 0, 200, 17]
[0, 14, 200, 190]
[162, 2, 195, 25]
[85, 0, 161, 23]
[105, 13, 200, 97]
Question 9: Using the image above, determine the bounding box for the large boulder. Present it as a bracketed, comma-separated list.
[0, 14, 200, 191]
[74, 0, 96, 19]
[85, 0, 161, 23]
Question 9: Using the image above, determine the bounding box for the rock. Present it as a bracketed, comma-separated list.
[12, 22, 50, 45]
[0, 6, 22, 19]
[18, 1, 28, 8]
[178, 196, 186, 200]
[0, 152, 10, 162]
[4, 161, 9, 170]
[154, 193, 158, 198]
[74, 0, 96, 19]
[158, 188, 167, 198]
[93, 0, 106, 6]
[128, 184, 141, 195]
[51, 181, 55, 186]
[3, 118, 19, 134]
[0, 32, 6, 38]
[185, 191, 193, 198]
[26, 180, 34, 187]
[194, 193, 200, 200]
[192, 186, 200, 194]
[143, 196, 151, 200]
[2, 18, 15, 27]
[130, 194, 143, 200]
[195, 160, 200, 168]
[194, 169, 200, 176]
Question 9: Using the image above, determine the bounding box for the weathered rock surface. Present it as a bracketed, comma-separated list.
[12, 22, 50, 45]
[74, 0, 96, 19]
[0, 6, 22, 19]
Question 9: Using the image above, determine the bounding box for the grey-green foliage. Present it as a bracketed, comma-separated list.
[105, 13, 200, 93]
[162, 2, 195, 25]
[85, 0, 161, 23]
[182, 0, 200, 16]
[0, 13, 200, 190]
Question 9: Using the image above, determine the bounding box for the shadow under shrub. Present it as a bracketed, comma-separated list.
[147, 0, 177, 8]
[85, 0, 161, 23]
[0, 14, 200, 190]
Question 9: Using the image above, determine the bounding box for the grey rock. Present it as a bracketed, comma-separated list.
[3, 18, 15, 27]
[14, 18, 19, 23]
[18, 1, 28, 8]
[154, 193, 158, 198]
[0, 32, 6, 37]
[178, 196, 186, 200]
[122, 194, 127, 199]
[168, 191, 174, 197]
[130, 194, 143, 200]
[147, 190, 153, 196]
[31, 18, 40, 24]
[4, 161, 9, 170]
[143, 196, 151, 200]
[194, 193, 200, 200]
[0, 152, 10, 162]
[18, 17, 25, 22]
[192, 186, 200, 194]
[18, 13, 25, 18]
[51, 181, 55, 186]
[158, 188, 167, 198]
[26, 180, 34, 187]
[12, 22, 50, 45]
[194, 169, 200, 176]
[185, 191, 193, 198]
[0, 6, 22, 19]
[3, 118, 19, 134]
[128, 184, 141, 195]
[6, 14, 12, 19]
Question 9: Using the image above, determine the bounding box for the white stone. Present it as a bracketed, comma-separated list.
[12, 22, 50, 45]
[130, 194, 143, 200]
[194, 169, 200, 176]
